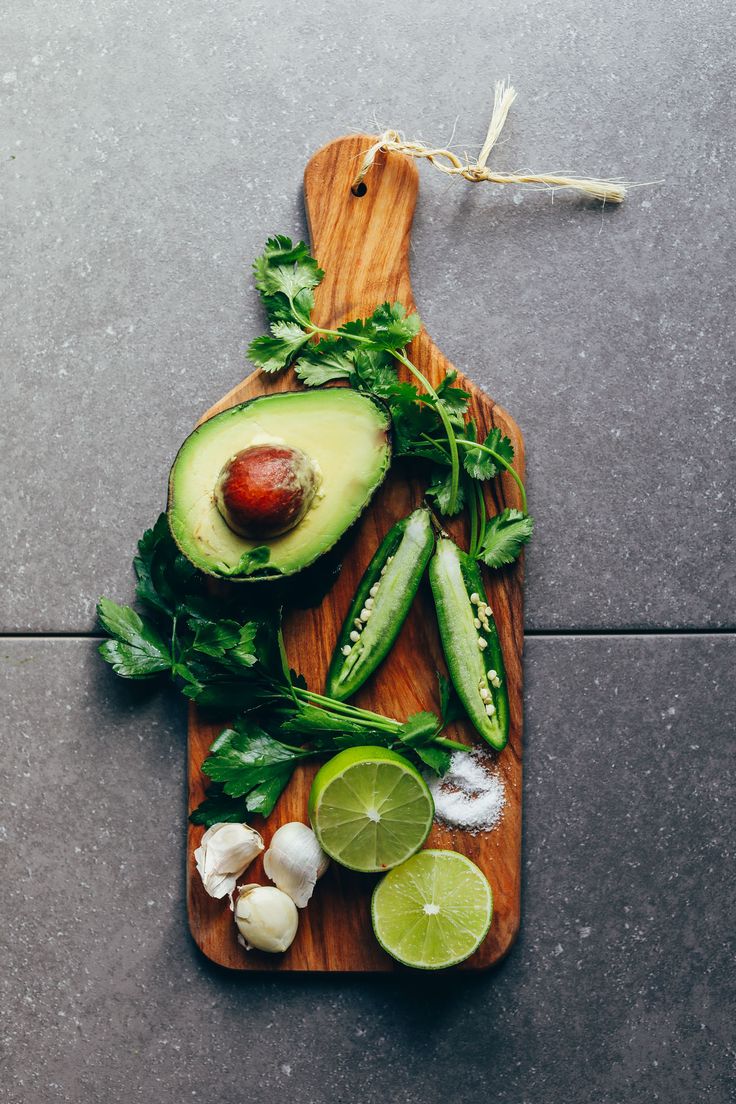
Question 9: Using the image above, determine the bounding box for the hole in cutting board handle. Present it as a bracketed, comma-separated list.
[351, 181, 368, 197]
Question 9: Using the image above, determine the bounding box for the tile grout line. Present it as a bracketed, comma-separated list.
[0, 630, 734, 641]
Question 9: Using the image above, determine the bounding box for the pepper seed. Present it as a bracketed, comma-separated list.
[477, 637, 487, 650]
[349, 631, 360, 643]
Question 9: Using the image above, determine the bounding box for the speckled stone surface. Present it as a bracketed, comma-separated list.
[2, 0, 735, 630]
[3, 2, 735, 1100]
[1, 636, 733, 1103]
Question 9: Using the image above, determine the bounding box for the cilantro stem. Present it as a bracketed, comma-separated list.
[467, 476, 479, 558]
[434, 736, 471, 752]
[303, 321, 461, 514]
[393, 349, 460, 513]
[455, 438, 528, 514]
[294, 688, 399, 733]
[476, 478, 487, 542]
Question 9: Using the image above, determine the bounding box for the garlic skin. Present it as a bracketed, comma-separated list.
[263, 822, 330, 908]
[194, 822, 264, 900]
[234, 884, 299, 953]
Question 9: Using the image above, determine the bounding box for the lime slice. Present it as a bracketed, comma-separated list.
[308, 746, 434, 873]
[371, 850, 493, 969]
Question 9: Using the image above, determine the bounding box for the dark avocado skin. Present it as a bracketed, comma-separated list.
[167, 388, 392, 582]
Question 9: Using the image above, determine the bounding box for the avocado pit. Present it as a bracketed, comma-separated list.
[214, 443, 320, 539]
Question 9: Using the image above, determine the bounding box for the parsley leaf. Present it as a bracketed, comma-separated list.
[245, 775, 293, 816]
[189, 791, 249, 827]
[215, 546, 271, 577]
[190, 619, 258, 668]
[97, 598, 172, 678]
[133, 514, 173, 616]
[201, 718, 307, 799]
[478, 508, 534, 568]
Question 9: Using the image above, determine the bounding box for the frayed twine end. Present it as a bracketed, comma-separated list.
[353, 81, 634, 205]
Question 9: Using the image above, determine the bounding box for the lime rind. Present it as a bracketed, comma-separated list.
[371, 850, 493, 970]
[309, 747, 434, 873]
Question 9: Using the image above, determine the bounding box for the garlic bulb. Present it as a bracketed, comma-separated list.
[234, 884, 299, 953]
[263, 821, 330, 908]
[193, 822, 264, 900]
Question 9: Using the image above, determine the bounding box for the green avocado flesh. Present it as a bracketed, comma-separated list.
[168, 388, 391, 579]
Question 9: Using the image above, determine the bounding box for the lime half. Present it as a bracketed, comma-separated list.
[308, 746, 434, 873]
[371, 850, 493, 969]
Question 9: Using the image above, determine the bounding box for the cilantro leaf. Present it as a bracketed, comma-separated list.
[367, 301, 421, 350]
[430, 371, 470, 424]
[463, 427, 515, 481]
[202, 719, 306, 799]
[351, 347, 400, 396]
[189, 791, 249, 827]
[397, 712, 440, 748]
[215, 546, 271, 577]
[478, 508, 534, 568]
[252, 236, 324, 325]
[97, 598, 172, 678]
[426, 467, 466, 516]
[248, 322, 311, 374]
[294, 337, 354, 386]
[413, 745, 452, 776]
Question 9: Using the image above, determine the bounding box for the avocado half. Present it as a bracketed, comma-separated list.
[168, 388, 391, 579]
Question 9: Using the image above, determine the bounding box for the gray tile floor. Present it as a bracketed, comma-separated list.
[2, 1, 734, 1101]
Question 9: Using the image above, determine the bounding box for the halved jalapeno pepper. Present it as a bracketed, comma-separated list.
[325, 507, 435, 702]
[429, 536, 509, 750]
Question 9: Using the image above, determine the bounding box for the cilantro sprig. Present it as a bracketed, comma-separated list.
[247, 235, 533, 565]
[98, 517, 467, 827]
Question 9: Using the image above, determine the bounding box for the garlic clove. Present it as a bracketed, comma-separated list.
[234, 884, 299, 953]
[263, 821, 330, 908]
[194, 822, 264, 900]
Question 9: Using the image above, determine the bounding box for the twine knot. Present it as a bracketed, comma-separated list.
[352, 81, 630, 205]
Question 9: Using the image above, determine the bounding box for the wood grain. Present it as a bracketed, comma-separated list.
[187, 135, 524, 972]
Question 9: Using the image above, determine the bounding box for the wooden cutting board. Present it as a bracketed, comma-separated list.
[187, 135, 524, 972]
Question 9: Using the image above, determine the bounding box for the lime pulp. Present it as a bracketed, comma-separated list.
[308, 746, 434, 873]
[371, 849, 493, 969]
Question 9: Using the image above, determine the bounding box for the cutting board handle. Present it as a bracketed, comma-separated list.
[304, 134, 418, 328]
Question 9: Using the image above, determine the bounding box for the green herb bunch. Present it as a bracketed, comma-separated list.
[247, 235, 533, 565]
[97, 517, 466, 826]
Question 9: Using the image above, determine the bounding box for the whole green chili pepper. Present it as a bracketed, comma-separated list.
[429, 536, 509, 750]
[325, 507, 435, 702]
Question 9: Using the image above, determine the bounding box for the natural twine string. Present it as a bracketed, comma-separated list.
[352, 81, 629, 204]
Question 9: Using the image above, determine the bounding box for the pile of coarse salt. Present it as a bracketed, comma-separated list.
[427, 749, 506, 833]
